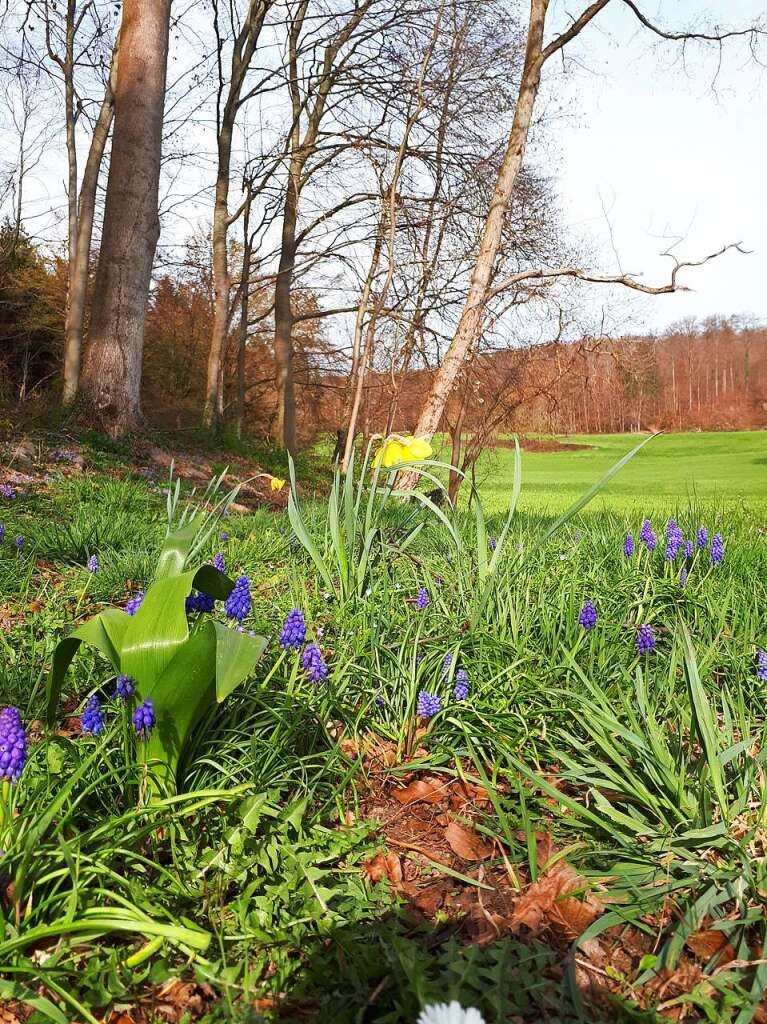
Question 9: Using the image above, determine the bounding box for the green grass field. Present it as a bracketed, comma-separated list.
[2, 436, 767, 1022]
[471, 431, 767, 514]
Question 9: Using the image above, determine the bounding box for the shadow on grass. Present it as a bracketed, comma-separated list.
[274, 915, 658, 1024]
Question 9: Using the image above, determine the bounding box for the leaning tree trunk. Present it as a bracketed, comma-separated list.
[78, 0, 171, 437]
[273, 169, 299, 453]
[62, 45, 118, 406]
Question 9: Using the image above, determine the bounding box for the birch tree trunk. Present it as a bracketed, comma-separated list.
[398, 0, 610, 488]
[78, 0, 171, 437]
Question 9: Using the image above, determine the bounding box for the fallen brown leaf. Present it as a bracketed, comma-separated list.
[444, 821, 493, 861]
[686, 928, 736, 965]
[392, 777, 447, 805]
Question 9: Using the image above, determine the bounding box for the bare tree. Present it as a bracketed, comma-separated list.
[398, 0, 763, 489]
[202, 0, 273, 431]
[78, 0, 172, 436]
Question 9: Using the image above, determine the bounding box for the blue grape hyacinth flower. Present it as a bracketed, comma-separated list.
[87, 554, 98, 574]
[757, 649, 767, 682]
[697, 526, 708, 549]
[213, 552, 225, 572]
[14, 535, 23, 550]
[417, 690, 441, 720]
[280, 608, 306, 649]
[115, 675, 134, 699]
[579, 599, 597, 631]
[301, 643, 328, 684]
[711, 533, 724, 564]
[132, 699, 155, 737]
[454, 670, 469, 702]
[0, 707, 27, 783]
[0, 484, 16, 499]
[636, 624, 656, 654]
[0, 525, 4, 542]
[225, 575, 251, 620]
[623, 534, 634, 557]
[126, 590, 144, 616]
[442, 652, 453, 678]
[684, 540, 694, 560]
[415, 587, 429, 610]
[81, 695, 104, 736]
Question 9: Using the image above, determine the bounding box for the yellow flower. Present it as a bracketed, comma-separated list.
[372, 435, 432, 469]
[270, 477, 286, 491]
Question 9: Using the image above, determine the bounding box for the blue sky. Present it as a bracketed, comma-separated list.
[540, 0, 767, 332]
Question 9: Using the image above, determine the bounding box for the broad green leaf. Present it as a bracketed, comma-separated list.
[142, 623, 218, 785]
[156, 520, 199, 578]
[46, 608, 128, 725]
[212, 621, 268, 702]
[120, 572, 196, 685]
[193, 564, 234, 600]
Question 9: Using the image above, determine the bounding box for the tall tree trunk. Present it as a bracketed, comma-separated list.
[273, 167, 299, 453]
[399, 0, 609, 488]
[78, 0, 171, 437]
[62, 45, 119, 406]
[235, 191, 253, 439]
[204, 123, 233, 430]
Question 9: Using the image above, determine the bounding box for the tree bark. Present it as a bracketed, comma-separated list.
[78, 0, 171, 437]
[399, 0, 610, 488]
[203, 0, 269, 431]
[273, 164, 299, 453]
[62, 44, 119, 406]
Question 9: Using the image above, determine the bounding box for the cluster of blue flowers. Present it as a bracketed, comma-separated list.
[758, 649, 767, 683]
[126, 590, 144, 616]
[454, 669, 470, 702]
[186, 590, 215, 614]
[628, 518, 723, 575]
[639, 519, 657, 551]
[636, 624, 656, 654]
[279, 608, 306, 649]
[115, 674, 134, 699]
[415, 587, 430, 610]
[225, 575, 252, 621]
[301, 643, 328, 684]
[0, 484, 16, 499]
[87, 554, 99, 574]
[213, 552, 226, 572]
[81, 695, 104, 735]
[664, 519, 684, 561]
[417, 691, 441, 719]
[0, 706, 27, 783]
[579, 599, 597, 631]
[132, 699, 155, 737]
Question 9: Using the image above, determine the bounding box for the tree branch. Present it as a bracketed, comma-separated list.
[487, 243, 748, 299]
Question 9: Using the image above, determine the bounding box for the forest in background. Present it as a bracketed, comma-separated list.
[0, 0, 764, 493]
[1, 223, 764, 448]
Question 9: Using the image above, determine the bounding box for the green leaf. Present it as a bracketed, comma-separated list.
[46, 608, 129, 725]
[193, 564, 234, 600]
[212, 621, 268, 702]
[679, 617, 729, 817]
[143, 623, 218, 786]
[156, 521, 198, 578]
[120, 572, 195, 685]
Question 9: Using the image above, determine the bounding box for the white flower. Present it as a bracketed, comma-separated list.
[417, 1002, 486, 1024]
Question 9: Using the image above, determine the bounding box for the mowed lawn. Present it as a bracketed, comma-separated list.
[470, 431, 767, 513]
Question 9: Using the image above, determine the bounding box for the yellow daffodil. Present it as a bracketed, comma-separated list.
[270, 477, 286, 491]
[372, 435, 432, 469]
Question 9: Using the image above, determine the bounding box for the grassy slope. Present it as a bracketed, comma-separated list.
[470, 431, 767, 514]
[1, 440, 767, 1021]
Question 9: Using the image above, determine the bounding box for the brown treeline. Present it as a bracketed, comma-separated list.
[316, 318, 767, 441]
